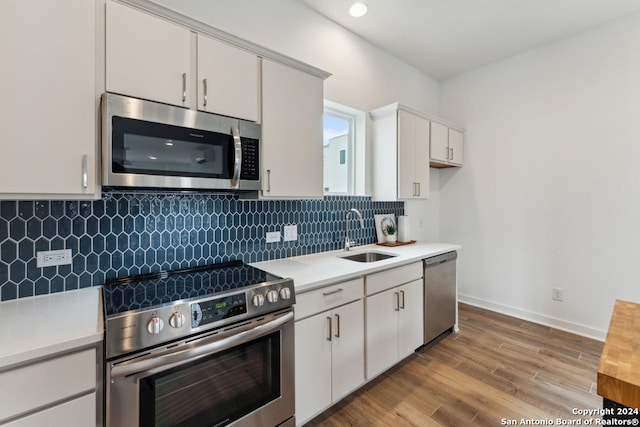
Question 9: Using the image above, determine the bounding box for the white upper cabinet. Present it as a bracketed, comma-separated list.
[398, 110, 430, 200]
[0, 0, 101, 200]
[197, 35, 259, 122]
[430, 120, 464, 167]
[261, 59, 324, 199]
[370, 104, 430, 201]
[106, 0, 192, 108]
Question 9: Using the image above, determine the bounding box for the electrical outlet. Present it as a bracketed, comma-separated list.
[37, 249, 72, 268]
[266, 231, 281, 243]
[284, 225, 298, 242]
[552, 288, 564, 302]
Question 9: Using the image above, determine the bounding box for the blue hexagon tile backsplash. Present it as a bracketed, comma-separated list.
[0, 193, 403, 301]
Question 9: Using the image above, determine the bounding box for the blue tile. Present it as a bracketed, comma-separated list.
[1, 282, 17, 300]
[1, 192, 405, 301]
[35, 201, 49, 219]
[0, 220, 7, 243]
[1, 201, 16, 221]
[9, 218, 26, 241]
[50, 201, 64, 219]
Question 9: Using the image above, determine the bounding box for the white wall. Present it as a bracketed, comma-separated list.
[439, 13, 640, 339]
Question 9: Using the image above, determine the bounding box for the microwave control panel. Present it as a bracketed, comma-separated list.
[240, 138, 259, 181]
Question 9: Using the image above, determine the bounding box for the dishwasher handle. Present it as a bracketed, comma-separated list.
[424, 251, 457, 267]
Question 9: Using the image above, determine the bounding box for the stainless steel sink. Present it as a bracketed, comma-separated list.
[339, 251, 397, 263]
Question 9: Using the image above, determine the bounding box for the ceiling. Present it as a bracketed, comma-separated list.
[296, 0, 640, 80]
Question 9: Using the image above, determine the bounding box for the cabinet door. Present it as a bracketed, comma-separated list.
[331, 299, 365, 401]
[197, 35, 259, 121]
[398, 279, 424, 359]
[295, 314, 332, 425]
[448, 128, 464, 166]
[366, 288, 399, 379]
[0, 0, 99, 199]
[261, 59, 323, 199]
[106, 1, 191, 107]
[414, 115, 430, 199]
[397, 110, 416, 200]
[429, 121, 449, 163]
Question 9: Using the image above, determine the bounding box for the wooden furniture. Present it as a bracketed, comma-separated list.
[598, 299, 640, 409]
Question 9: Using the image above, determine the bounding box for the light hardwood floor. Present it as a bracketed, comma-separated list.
[306, 303, 604, 426]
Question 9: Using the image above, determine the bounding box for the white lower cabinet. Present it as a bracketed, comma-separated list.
[295, 279, 365, 425]
[365, 263, 424, 380]
[4, 393, 95, 427]
[0, 348, 98, 426]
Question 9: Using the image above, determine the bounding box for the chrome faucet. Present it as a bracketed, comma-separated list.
[344, 208, 365, 251]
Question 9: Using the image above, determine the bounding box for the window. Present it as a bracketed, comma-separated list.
[323, 101, 365, 195]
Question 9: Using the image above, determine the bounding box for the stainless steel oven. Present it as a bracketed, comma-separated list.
[103, 262, 295, 427]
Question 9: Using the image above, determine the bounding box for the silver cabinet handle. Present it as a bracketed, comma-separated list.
[335, 313, 340, 338]
[230, 126, 242, 189]
[182, 72, 187, 104]
[203, 78, 208, 108]
[322, 288, 343, 296]
[450, 147, 454, 161]
[82, 155, 88, 188]
[400, 290, 405, 309]
[394, 292, 400, 311]
[266, 169, 271, 192]
[326, 316, 332, 341]
[416, 183, 420, 197]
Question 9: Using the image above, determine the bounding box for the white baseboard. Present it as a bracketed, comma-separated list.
[458, 293, 607, 342]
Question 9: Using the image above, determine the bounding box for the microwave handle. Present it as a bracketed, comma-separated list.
[231, 126, 242, 189]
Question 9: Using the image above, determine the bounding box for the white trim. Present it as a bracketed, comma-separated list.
[458, 293, 607, 341]
[369, 102, 465, 132]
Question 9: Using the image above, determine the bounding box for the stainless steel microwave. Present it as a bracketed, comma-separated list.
[101, 93, 261, 192]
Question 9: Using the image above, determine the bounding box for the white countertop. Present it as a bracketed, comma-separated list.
[252, 242, 460, 293]
[0, 287, 104, 369]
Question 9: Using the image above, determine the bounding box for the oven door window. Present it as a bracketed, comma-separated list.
[112, 116, 232, 179]
[139, 332, 281, 427]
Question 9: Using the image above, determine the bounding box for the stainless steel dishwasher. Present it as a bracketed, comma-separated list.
[424, 251, 457, 344]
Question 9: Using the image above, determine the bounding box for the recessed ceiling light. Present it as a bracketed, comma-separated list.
[349, 2, 368, 17]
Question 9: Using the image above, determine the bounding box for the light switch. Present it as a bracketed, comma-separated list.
[284, 225, 298, 242]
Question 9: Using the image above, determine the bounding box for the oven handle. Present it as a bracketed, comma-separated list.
[110, 311, 293, 380]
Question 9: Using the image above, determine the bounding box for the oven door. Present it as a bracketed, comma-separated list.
[106, 310, 294, 427]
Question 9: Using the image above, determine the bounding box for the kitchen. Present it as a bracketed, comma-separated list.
[2, 0, 640, 426]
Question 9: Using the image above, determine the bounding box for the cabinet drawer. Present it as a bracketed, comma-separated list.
[295, 278, 364, 319]
[3, 393, 95, 427]
[366, 262, 422, 296]
[0, 348, 96, 422]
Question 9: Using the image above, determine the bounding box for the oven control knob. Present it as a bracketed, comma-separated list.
[266, 290, 279, 303]
[252, 293, 265, 307]
[146, 315, 164, 335]
[169, 311, 185, 329]
[279, 287, 292, 300]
